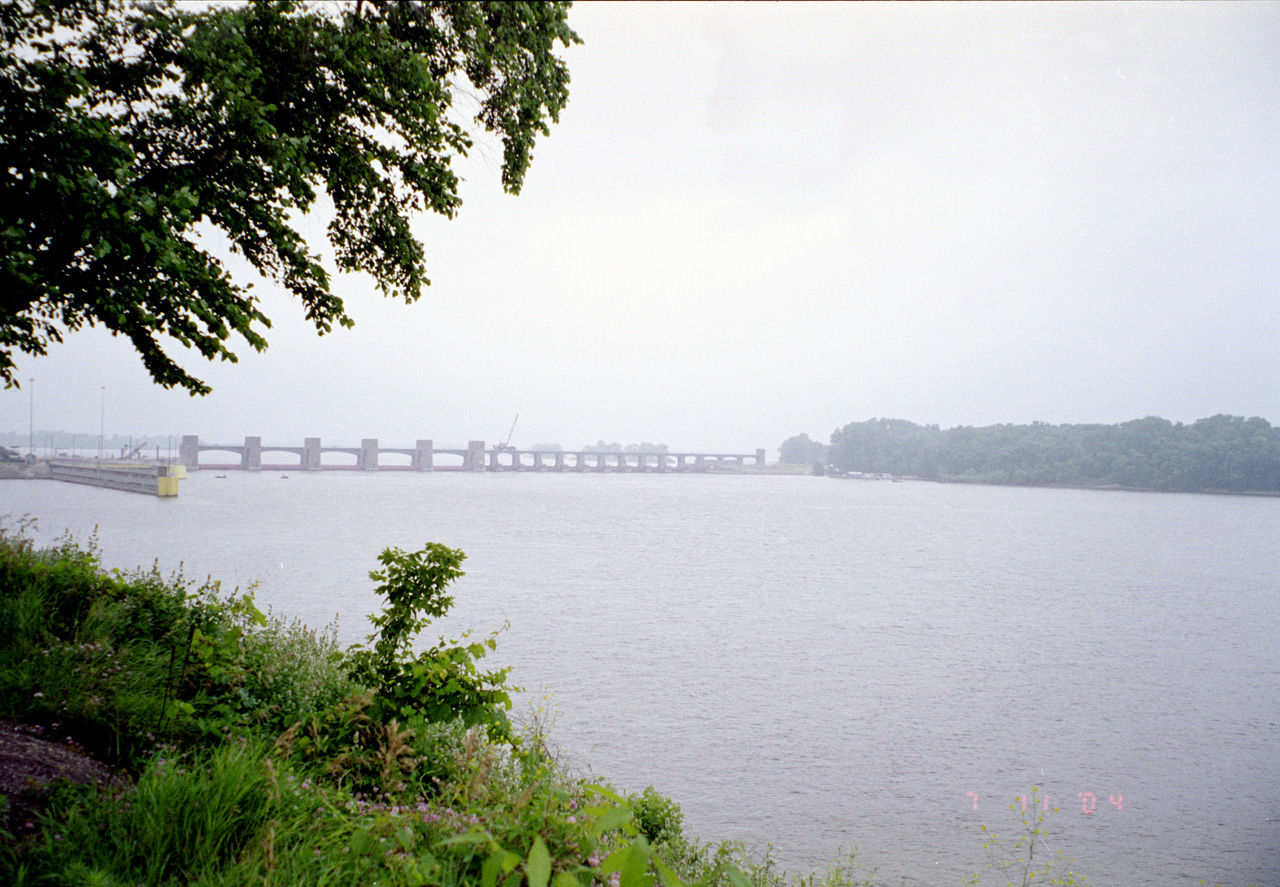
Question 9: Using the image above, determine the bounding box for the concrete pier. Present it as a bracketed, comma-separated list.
[243, 436, 261, 470]
[304, 438, 322, 470]
[414, 440, 433, 471]
[360, 439, 379, 471]
[48, 460, 184, 496]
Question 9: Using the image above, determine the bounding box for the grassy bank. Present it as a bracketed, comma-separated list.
[0, 522, 879, 887]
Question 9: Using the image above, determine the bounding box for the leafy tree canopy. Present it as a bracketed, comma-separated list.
[0, 0, 578, 393]
[778, 432, 827, 465]
[818, 414, 1280, 493]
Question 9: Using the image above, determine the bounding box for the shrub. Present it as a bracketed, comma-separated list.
[345, 543, 514, 740]
[630, 786, 684, 847]
[237, 609, 357, 729]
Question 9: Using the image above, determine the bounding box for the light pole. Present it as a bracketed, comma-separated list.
[99, 386, 105, 460]
[27, 378, 33, 457]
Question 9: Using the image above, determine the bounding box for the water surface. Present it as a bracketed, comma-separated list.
[3, 472, 1277, 885]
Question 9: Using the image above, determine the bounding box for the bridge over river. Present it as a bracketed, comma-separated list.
[180, 436, 766, 473]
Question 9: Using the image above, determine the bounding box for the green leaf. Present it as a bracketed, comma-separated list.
[438, 829, 493, 848]
[525, 837, 551, 887]
[618, 837, 653, 887]
[598, 848, 628, 876]
[590, 804, 634, 837]
[586, 784, 625, 803]
[482, 852, 506, 887]
[651, 855, 685, 887]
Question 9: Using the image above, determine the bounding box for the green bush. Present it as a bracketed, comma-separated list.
[237, 609, 358, 728]
[345, 543, 514, 740]
[630, 786, 684, 847]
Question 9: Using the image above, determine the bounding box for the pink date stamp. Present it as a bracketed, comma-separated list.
[965, 791, 1122, 813]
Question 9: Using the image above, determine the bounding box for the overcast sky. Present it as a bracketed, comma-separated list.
[5, 1, 1279, 454]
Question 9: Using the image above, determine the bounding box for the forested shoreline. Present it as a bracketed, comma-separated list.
[781, 415, 1280, 494]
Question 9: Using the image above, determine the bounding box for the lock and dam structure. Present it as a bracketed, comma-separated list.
[179, 436, 767, 473]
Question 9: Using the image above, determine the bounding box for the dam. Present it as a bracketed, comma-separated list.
[180, 436, 767, 473]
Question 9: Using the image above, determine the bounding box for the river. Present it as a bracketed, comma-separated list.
[2, 471, 1277, 886]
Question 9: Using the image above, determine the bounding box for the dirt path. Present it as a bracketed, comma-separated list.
[0, 720, 125, 836]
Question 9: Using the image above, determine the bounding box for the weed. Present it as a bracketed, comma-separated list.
[963, 787, 1089, 887]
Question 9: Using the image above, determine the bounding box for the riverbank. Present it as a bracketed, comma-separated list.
[922, 473, 1280, 497]
[0, 529, 877, 887]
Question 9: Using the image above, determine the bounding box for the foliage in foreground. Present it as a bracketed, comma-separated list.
[0, 524, 879, 887]
[0, 0, 579, 394]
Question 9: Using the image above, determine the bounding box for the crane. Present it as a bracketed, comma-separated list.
[497, 414, 519, 450]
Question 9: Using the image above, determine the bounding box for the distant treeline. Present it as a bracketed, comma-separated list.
[781, 415, 1280, 493]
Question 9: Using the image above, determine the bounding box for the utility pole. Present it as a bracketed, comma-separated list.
[27, 378, 33, 457]
[99, 386, 105, 460]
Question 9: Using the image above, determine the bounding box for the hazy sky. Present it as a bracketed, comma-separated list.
[5, 2, 1279, 454]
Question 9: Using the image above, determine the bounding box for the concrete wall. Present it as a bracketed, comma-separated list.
[48, 461, 181, 497]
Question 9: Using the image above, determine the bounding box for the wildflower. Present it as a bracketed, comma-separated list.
[567, 816, 577, 824]
[33, 692, 43, 698]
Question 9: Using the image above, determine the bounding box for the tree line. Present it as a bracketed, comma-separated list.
[781, 415, 1280, 493]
